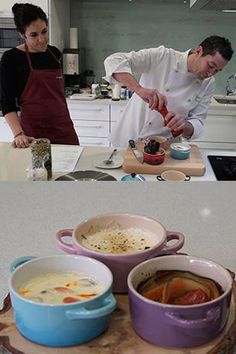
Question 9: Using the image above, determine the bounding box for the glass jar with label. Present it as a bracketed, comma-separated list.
[120, 86, 127, 100]
[30, 138, 52, 180]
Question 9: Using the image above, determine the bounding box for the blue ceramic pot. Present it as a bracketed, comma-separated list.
[170, 142, 191, 160]
[9, 255, 116, 347]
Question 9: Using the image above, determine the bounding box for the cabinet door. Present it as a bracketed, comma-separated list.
[73, 120, 109, 138]
[195, 113, 236, 144]
[0, 120, 12, 142]
[68, 102, 109, 122]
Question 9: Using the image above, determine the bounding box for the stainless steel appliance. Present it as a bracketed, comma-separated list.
[0, 18, 23, 112]
[0, 17, 23, 60]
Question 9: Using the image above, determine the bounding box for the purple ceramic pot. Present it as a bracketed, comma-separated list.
[128, 255, 232, 348]
[56, 213, 185, 293]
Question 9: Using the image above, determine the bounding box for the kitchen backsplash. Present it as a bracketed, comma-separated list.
[70, 0, 236, 94]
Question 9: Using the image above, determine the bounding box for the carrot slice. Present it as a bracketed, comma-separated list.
[54, 287, 72, 293]
[79, 293, 97, 298]
[142, 284, 165, 301]
[63, 297, 79, 303]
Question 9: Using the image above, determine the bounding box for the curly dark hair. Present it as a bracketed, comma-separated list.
[200, 35, 233, 61]
[12, 3, 48, 34]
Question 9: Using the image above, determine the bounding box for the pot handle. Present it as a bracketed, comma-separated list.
[158, 231, 185, 254]
[9, 256, 36, 273]
[65, 294, 117, 320]
[165, 307, 221, 329]
[55, 229, 77, 254]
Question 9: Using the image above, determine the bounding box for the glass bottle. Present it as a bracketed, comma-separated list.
[30, 138, 52, 180]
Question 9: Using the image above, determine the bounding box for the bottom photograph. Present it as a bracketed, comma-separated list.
[0, 183, 236, 354]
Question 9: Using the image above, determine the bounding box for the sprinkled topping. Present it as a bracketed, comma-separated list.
[79, 227, 156, 254]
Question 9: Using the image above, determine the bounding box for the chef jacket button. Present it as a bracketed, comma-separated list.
[175, 69, 178, 72]
[187, 98, 191, 102]
[149, 122, 152, 125]
[166, 88, 170, 92]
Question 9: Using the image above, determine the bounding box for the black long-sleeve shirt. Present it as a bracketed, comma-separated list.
[0, 45, 61, 116]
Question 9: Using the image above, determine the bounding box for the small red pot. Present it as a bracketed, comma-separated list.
[143, 148, 165, 165]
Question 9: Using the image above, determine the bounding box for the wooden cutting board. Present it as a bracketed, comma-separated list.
[122, 144, 206, 176]
[1, 275, 236, 354]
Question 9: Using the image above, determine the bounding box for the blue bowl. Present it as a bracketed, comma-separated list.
[170, 143, 191, 160]
[9, 255, 116, 347]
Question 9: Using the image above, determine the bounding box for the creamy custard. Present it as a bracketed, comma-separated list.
[80, 227, 157, 254]
[18, 272, 103, 304]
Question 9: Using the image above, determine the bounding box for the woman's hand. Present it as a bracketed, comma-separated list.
[12, 133, 35, 148]
[136, 87, 167, 111]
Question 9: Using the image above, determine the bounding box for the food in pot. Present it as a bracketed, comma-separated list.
[138, 270, 223, 305]
[80, 226, 156, 254]
[144, 139, 160, 154]
[18, 272, 103, 304]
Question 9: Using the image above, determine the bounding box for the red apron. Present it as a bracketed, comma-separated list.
[19, 45, 79, 145]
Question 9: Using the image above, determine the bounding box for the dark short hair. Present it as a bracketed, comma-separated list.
[12, 2, 48, 34]
[200, 35, 233, 61]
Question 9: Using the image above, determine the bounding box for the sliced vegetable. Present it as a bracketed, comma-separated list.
[165, 276, 210, 304]
[63, 297, 79, 303]
[139, 270, 222, 305]
[78, 293, 97, 298]
[143, 284, 165, 302]
[173, 288, 209, 305]
[54, 287, 72, 293]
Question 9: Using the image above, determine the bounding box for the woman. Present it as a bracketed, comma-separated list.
[0, 3, 79, 148]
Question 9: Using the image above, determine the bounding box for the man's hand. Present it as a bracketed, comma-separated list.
[136, 87, 167, 111]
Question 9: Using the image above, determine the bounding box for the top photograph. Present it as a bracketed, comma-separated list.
[0, 0, 236, 181]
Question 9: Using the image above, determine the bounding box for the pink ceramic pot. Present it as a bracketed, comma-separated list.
[56, 213, 185, 293]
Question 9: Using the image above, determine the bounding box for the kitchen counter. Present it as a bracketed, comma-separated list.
[0, 142, 236, 181]
[0, 183, 236, 353]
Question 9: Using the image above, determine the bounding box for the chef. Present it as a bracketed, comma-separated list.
[104, 36, 233, 147]
[0, 3, 79, 148]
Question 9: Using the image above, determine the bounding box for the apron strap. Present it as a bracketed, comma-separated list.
[25, 43, 33, 71]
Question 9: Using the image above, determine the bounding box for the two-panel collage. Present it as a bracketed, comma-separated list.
[0, 1, 236, 353]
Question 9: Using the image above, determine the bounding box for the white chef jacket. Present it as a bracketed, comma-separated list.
[103, 46, 215, 147]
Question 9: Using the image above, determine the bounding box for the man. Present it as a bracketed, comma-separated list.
[104, 36, 233, 147]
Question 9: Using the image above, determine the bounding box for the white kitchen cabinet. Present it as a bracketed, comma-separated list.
[67, 100, 110, 146]
[0, 120, 12, 142]
[195, 108, 236, 149]
[0, 1, 49, 17]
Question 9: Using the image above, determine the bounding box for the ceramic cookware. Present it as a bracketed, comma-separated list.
[56, 213, 185, 293]
[128, 254, 233, 348]
[9, 255, 116, 347]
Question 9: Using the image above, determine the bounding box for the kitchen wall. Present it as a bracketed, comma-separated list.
[70, 0, 236, 93]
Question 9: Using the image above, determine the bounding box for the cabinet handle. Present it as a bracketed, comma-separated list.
[70, 109, 104, 112]
[74, 125, 103, 129]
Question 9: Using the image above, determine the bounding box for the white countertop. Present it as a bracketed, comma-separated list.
[1, 142, 236, 181]
[66, 95, 236, 112]
[1, 182, 236, 308]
